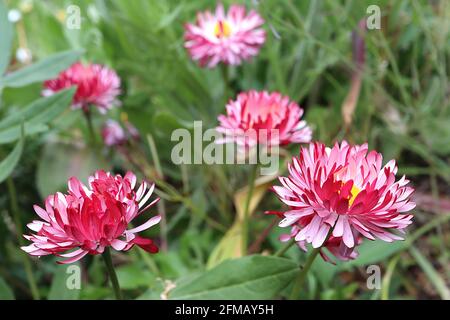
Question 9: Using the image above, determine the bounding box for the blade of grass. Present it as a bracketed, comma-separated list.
[409, 246, 450, 300]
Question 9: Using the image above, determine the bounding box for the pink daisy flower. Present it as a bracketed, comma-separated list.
[271, 141, 415, 262]
[43, 62, 121, 113]
[216, 90, 312, 148]
[184, 3, 266, 68]
[21, 171, 160, 264]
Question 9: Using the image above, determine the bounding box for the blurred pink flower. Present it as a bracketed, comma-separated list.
[271, 141, 415, 262]
[43, 62, 121, 113]
[22, 171, 160, 264]
[216, 90, 312, 148]
[184, 3, 266, 68]
[101, 119, 140, 147]
[102, 120, 126, 146]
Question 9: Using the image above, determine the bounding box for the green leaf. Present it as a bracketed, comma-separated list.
[116, 263, 156, 290]
[0, 1, 14, 76]
[409, 246, 450, 300]
[0, 277, 14, 300]
[36, 141, 111, 198]
[0, 50, 83, 88]
[48, 263, 81, 300]
[169, 255, 298, 300]
[0, 123, 48, 145]
[152, 112, 192, 138]
[341, 240, 408, 269]
[0, 88, 75, 130]
[0, 128, 24, 183]
[0, 88, 75, 144]
[311, 254, 338, 286]
[420, 117, 450, 156]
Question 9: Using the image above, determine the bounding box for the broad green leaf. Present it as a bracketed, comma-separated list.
[0, 1, 13, 76]
[170, 255, 298, 300]
[0, 88, 74, 144]
[36, 141, 110, 198]
[0, 129, 24, 183]
[340, 240, 408, 269]
[116, 263, 156, 290]
[0, 88, 75, 130]
[0, 277, 14, 300]
[311, 254, 338, 286]
[0, 50, 83, 88]
[0, 122, 48, 145]
[48, 263, 81, 300]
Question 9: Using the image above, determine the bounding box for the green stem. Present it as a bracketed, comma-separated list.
[84, 109, 98, 146]
[289, 226, 335, 300]
[146, 134, 168, 251]
[289, 246, 321, 300]
[242, 164, 258, 256]
[6, 177, 40, 300]
[102, 247, 123, 300]
[221, 64, 230, 104]
[275, 238, 296, 257]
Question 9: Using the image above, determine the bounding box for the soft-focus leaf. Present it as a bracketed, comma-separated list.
[0, 50, 83, 88]
[0, 128, 24, 183]
[0, 88, 75, 130]
[409, 246, 450, 300]
[0, 277, 14, 300]
[170, 255, 297, 300]
[0, 123, 48, 145]
[0, 1, 13, 76]
[340, 240, 408, 269]
[152, 112, 192, 138]
[116, 263, 156, 290]
[420, 117, 450, 156]
[311, 254, 338, 286]
[36, 141, 110, 198]
[48, 263, 80, 300]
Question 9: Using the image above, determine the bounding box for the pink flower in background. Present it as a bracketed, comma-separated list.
[22, 171, 160, 264]
[102, 120, 126, 146]
[102, 119, 140, 147]
[271, 141, 415, 262]
[43, 62, 121, 113]
[216, 90, 312, 148]
[184, 4, 266, 67]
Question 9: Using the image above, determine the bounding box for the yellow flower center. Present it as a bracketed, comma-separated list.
[214, 20, 232, 38]
[348, 184, 361, 206]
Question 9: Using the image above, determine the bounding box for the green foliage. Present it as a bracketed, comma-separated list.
[170, 255, 298, 299]
[0, 50, 83, 88]
[48, 263, 81, 300]
[0, 277, 14, 300]
[0, 1, 13, 76]
[0, 0, 448, 301]
[0, 128, 24, 183]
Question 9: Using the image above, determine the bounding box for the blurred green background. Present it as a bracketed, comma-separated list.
[0, 0, 449, 300]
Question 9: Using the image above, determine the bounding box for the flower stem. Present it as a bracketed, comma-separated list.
[221, 64, 230, 104]
[289, 226, 335, 300]
[83, 109, 98, 146]
[242, 164, 258, 256]
[102, 247, 123, 300]
[289, 246, 321, 300]
[275, 238, 296, 257]
[6, 177, 40, 300]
